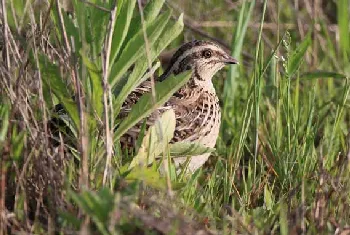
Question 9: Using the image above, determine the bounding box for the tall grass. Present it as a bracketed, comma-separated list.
[1, 0, 350, 234]
[179, 0, 350, 234]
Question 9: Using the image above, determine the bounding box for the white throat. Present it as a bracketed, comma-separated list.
[194, 79, 216, 93]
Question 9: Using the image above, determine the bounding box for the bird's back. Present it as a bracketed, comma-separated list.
[119, 77, 221, 171]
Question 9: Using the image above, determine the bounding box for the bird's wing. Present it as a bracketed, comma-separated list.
[170, 91, 217, 144]
[118, 80, 172, 148]
[119, 80, 215, 150]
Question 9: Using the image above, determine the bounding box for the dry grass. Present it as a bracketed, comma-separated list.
[1, 0, 350, 234]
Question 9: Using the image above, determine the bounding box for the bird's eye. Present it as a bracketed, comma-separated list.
[203, 50, 212, 58]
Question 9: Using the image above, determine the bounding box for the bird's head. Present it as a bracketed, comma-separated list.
[160, 40, 238, 84]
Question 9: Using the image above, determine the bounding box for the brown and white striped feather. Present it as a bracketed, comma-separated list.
[119, 80, 221, 150]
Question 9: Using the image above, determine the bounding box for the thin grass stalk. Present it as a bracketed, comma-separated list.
[253, 0, 268, 184]
[224, 0, 255, 102]
[74, 9, 92, 229]
[102, 4, 118, 187]
[56, 0, 72, 56]
[136, 0, 173, 195]
[30, 0, 49, 166]
[275, 0, 281, 152]
[0, 143, 7, 234]
[337, 0, 350, 62]
[137, 0, 157, 104]
[1, 0, 10, 69]
[72, 3, 89, 195]
[0, 1, 9, 232]
[226, 94, 253, 205]
[30, 4, 58, 231]
[326, 78, 350, 166]
[75, 63, 89, 190]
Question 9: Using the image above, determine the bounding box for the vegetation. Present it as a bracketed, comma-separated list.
[1, 0, 349, 234]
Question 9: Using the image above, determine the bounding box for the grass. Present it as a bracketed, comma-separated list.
[1, 0, 350, 234]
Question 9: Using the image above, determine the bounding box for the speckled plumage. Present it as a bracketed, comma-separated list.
[120, 40, 238, 172]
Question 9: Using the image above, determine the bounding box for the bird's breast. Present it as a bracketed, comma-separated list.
[171, 89, 221, 148]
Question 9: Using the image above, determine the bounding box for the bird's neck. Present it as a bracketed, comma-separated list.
[159, 67, 216, 93]
[190, 67, 216, 93]
[176, 73, 215, 96]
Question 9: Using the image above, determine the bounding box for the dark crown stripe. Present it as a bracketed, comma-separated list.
[159, 40, 221, 81]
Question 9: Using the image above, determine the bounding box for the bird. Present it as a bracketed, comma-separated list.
[119, 40, 238, 173]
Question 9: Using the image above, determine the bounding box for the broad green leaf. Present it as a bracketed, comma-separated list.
[264, 185, 273, 211]
[126, 165, 166, 190]
[114, 71, 191, 141]
[135, 120, 148, 153]
[56, 112, 78, 138]
[287, 32, 311, 77]
[11, 128, 25, 161]
[169, 142, 215, 157]
[113, 14, 184, 114]
[59, 211, 81, 229]
[40, 55, 79, 130]
[81, 52, 103, 118]
[144, 0, 165, 22]
[0, 103, 9, 142]
[62, 9, 82, 54]
[109, 0, 136, 64]
[300, 71, 347, 80]
[279, 201, 288, 235]
[70, 188, 114, 235]
[6, 0, 26, 29]
[109, 10, 171, 88]
[113, 62, 160, 115]
[337, 0, 350, 55]
[129, 109, 176, 168]
[72, 0, 86, 41]
[116, 0, 124, 15]
[154, 13, 184, 55]
[50, 3, 64, 44]
[88, 1, 111, 57]
[123, 0, 166, 47]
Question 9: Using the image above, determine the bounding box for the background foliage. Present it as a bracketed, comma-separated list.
[1, 0, 349, 234]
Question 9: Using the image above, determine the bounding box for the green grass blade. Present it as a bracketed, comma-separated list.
[114, 71, 191, 141]
[109, 0, 137, 65]
[300, 71, 347, 80]
[287, 32, 311, 77]
[113, 14, 184, 114]
[0, 103, 9, 142]
[80, 53, 104, 118]
[108, 10, 171, 89]
[279, 201, 288, 235]
[337, 0, 350, 59]
[129, 109, 176, 168]
[169, 142, 214, 156]
[88, 1, 111, 57]
[40, 56, 80, 130]
[224, 0, 255, 100]
[143, 0, 165, 22]
[123, 0, 166, 46]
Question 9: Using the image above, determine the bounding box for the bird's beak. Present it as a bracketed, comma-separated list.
[223, 56, 239, 65]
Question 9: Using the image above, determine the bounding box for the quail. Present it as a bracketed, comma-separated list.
[120, 40, 238, 172]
